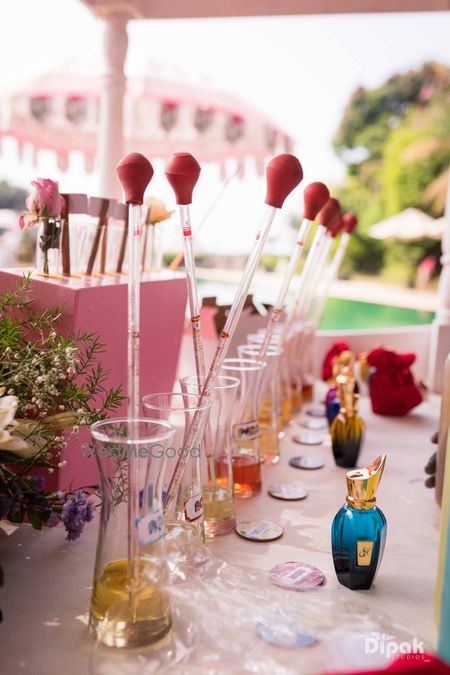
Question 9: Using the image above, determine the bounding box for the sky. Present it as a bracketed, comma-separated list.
[1, 2, 449, 252]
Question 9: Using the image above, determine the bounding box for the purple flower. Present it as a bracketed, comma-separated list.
[31, 475, 45, 492]
[62, 490, 95, 542]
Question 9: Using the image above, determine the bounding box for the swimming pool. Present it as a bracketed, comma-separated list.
[319, 297, 435, 330]
[197, 280, 435, 330]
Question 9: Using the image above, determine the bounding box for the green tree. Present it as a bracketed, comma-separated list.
[333, 61, 450, 281]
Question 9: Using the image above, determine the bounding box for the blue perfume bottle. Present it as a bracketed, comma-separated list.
[331, 454, 387, 590]
[326, 386, 340, 427]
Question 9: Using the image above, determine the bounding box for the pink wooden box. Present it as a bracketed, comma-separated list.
[0, 269, 187, 491]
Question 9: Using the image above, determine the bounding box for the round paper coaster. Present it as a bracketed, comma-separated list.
[293, 432, 323, 446]
[256, 614, 317, 649]
[268, 483, 308, 501]
[289, 456, 325, 470]
[269, 561, 325, 591]
[235, 520, 283, 542]
[299, 418, 327, 431]
[306, 406, 326, 418]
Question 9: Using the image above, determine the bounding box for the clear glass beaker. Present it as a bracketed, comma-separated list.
[247, 331, 292, 428]
[180, 374, 240, 537]
[286, 323, 305, 412]
[237, 344, 283, 465]
[300, 320, 316, 403]
[142, 392, 211, 580]
[220, 358, 266, 498]
[89, 417, 174, 648]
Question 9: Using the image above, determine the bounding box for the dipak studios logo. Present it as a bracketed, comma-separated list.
[364, 632, 428, 661]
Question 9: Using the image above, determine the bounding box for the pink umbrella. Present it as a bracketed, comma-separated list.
[0, 71, 291, 186]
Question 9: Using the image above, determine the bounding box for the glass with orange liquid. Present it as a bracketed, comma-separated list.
[220, 358, 266, 498]
[238, 344, 283, 465]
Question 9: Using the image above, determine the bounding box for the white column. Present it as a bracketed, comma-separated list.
[96, 12, 129, 199]
[428, 166, 450, 393]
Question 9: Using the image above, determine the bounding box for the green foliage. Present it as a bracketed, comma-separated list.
[0, 275, 124, 535]
[340, 232, 385, 277]
[334, 61, 450, 281]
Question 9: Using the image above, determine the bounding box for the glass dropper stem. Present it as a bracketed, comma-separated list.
[312, 231, 351, 326]
[127, 201, 141, 594]
[180, 204, 206, 387]
[282, 224, 327, 343]
[258, 217, 311, 359]
[179, 204, 216, 484]
[300, 233, 333, 323]
[163, 204, 277, 514]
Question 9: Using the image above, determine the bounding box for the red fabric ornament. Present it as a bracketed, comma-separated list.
[367, 347, 423, 416]
[322, 340, 350, 381]
[326, 653, 450, 675]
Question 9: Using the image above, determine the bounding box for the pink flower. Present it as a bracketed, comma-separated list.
[25, 178, 64, 219]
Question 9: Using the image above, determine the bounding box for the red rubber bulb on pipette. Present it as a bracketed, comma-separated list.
[265, 154, 303, 209]
[318, 198, 341, 231]
[330, 214, 344, 238]
[116, 153, 154, 205]
[303, 182, 330, 220]
[165, 152, 201, 205]
[342, 212, 358, 234]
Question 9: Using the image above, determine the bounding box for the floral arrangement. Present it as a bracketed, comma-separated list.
[144, 196, 173, 225]
[19, 178, 64, 275]
[0, 276, 123, 540]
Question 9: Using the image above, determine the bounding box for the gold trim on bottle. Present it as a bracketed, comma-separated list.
[346, 454, 387, 510]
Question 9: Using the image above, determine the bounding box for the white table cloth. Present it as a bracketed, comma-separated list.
[1, 395, 441, 674]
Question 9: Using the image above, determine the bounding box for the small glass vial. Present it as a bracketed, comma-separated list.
[36, 217, 61, 277]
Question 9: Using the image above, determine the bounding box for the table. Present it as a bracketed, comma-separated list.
[0, 393, 441, 674]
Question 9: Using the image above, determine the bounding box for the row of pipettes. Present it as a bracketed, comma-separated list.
[116, 151, 358, 589]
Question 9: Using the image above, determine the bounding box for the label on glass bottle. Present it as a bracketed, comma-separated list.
[135, 506, 164, 546]
[357, 540, 374, 566]
[184, 492, 203, 522]
[233, 419, 259, 442]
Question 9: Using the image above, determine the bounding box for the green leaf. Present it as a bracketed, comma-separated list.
[27, 510, 43, 530]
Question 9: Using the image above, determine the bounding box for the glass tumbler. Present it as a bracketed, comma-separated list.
[300, 320, 316, 403]
[247, 331, 292, 428]
[89, 418, 174, 648]
[220, 358, 266, 498]
[180, 375, 240, 537]
[286, 323, 305, 413]
[238, 344, 283, 465]
[142, 392, 211, 580]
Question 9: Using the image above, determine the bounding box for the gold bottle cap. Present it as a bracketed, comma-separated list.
[332, 350, 355, 380]
[346, 454, 386, 510]
[336, 374, 356, 417]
